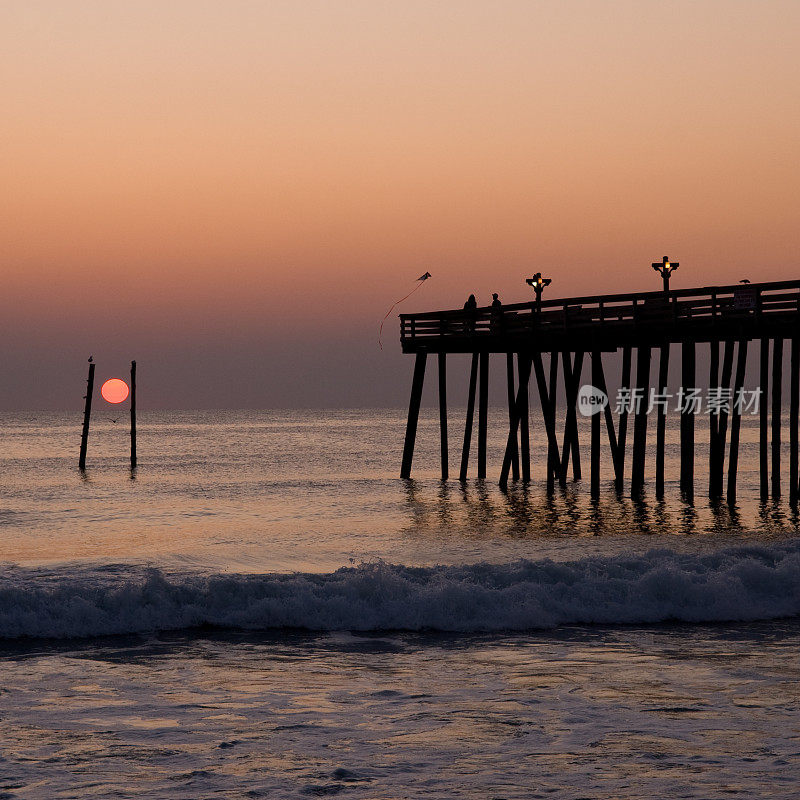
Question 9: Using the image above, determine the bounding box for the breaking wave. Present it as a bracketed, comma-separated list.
[3, 541, 800, 639]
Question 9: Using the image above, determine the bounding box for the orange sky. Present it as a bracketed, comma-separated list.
[2, 1, 799, 407]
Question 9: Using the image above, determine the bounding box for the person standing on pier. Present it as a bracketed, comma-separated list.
[490, 293, 504, 333]
[463, 293, 478, 333]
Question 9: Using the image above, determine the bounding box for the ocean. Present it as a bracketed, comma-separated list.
[1, 408, 799, 798]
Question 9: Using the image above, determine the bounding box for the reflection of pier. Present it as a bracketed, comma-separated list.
[398, 279, 800, 504]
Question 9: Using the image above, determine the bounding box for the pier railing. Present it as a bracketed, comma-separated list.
[400, 279, 800, 350]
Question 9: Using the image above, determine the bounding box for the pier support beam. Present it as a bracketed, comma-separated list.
[711, 340, 735, 498]
[760, 338, 770, 500]
[680, 342, 696, 498]
[401, 352, 427, 479]
[709, 341, 720, 497]
[791, 337, 799, 506]
[438, 353, 448, 480]
[655, 344, 669, 499]
[727, 340, 748, 505]
[519, 354, 531, 481]
[616, 346, 632, 492]
[548, 352, 562, 490]
[561, 351, 583, 482]
[478, 352, 489, 480]
[631, 346, 651, 498]
[459, 353, 479, 481]
[772, 337, 783, 499]
[499, 355, 532, 489]
[591, 350, 601, 499]
[532, 351, 562, 492]
[505, 353, 520, 481]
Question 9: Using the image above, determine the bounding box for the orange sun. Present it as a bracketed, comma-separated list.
[101, 378, 129, 404]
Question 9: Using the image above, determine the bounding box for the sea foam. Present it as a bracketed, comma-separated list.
[2, 541, 800, 639]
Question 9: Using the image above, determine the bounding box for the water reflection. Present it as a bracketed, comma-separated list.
[400, 477, 800, 544]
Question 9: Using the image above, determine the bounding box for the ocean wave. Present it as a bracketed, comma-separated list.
[2, 542, 800, 639]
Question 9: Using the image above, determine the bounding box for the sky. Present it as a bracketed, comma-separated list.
[2, 0, 799, 409]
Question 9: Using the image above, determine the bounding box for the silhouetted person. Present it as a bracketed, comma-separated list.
[463, 293, 478, 333]
[490, 292, 503, 333]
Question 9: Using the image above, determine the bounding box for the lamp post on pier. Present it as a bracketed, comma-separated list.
[652, 256, 679, 293]
[526, 272, 552, 313]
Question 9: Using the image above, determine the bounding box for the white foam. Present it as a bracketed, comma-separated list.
[2, 541, 800, 639]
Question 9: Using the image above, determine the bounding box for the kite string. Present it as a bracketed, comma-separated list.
[378, 280, 427, 350]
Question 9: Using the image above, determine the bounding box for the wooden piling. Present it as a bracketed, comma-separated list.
[531, 351, 562, 490]
[711, 340, 735, 497]
[549, 352, 564, 488]
[591, 350, 601, 499]
[477, 352, 489, 480]
[709, 340, 720, 497]
[680, 342, 696, 497]
[519, 354, 531, 481]
[760, 337, 769, 500]
[561, 351, 583, 481]
[631, 346, 651, 497]
[499, 355, 532, 488]
[791, 337, 799, 505]
[459, 353, 479, 481]
[401, 352, 427, 479]
[616, 346, 632, 492]
[438, 353, 448, 480]
[130, 360, 137, 470]
[655, 344, 669, 499]
[78, 360, 95, 471]
[772, 337, 783, 499]
[726, 340, 748, 505]
[506, 353, 520, 481]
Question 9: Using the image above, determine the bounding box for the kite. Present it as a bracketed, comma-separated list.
[378, 272, 432, 349]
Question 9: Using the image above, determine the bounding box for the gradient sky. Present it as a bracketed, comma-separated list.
[2, 0, 799, 409]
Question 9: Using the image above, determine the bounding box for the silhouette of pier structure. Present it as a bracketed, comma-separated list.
[398, 277, 800, 504]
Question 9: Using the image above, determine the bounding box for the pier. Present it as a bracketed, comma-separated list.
[398, 277, 800, 504]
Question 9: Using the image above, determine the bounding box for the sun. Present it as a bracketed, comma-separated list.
[101, 378, 129, 404]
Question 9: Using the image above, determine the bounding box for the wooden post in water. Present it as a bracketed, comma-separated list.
[591, 350, 601, 499]
[519, 354, 531, 481]
[477, 352, 489, 480]
[631, 346, 651, 498]
[561, 351, 583, 482]
[760, 337, 770, 500]
[680, 342, 696, 498]
[401, 352, 427, 479]
[772, 337, 783, 499]
[506, 353, 520, 481]
[549, 352, 564, 488]
[655, 343, 669, 499]
[708, 340, 720, 497]
[712, 340, 735, 498]
[531, 351, 562, 493]
[130, 360, 137, 470]
[616, 346, 632, 492]
[459, 353, 479, 481]
[78, 360, 95, 471]
[726, 340, 748, 505]
[438, 353, 448, 480]
[499, 355, 532, 488]
[791, 338, 799, 505]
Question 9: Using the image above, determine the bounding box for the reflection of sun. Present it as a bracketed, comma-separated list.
[101, 378, 129, 404]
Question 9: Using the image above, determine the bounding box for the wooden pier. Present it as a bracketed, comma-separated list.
[398, 278, 800, 504]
